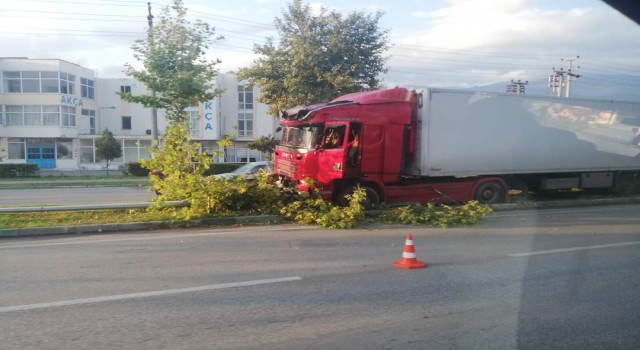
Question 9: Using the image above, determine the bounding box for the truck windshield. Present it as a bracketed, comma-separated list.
[281, 125, 322, 149]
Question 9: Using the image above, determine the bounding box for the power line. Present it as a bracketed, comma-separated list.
[392, 43, 556, 60]
[2, 10, 142, 18]
[1, 14, 145, 22]
[6, 0, 150, 8]
[2, 1, 639, 90]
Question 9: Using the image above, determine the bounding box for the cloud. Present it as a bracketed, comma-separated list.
[385, 0, 640, 87]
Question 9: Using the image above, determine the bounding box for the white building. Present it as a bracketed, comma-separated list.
[0, 57, 278, 171]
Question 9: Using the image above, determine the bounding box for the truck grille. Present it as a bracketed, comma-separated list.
[277, 158, 297, 178]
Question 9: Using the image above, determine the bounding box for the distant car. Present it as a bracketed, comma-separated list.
[214, 161, 271, 180]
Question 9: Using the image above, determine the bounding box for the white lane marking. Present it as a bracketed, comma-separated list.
[0, 226, 308, 250]
[509, 241, 640, 258]
[0, 276, 302, 313]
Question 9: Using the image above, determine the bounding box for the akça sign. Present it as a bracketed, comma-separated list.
[202, 100, 216, 137]
[60, 95, 84, 107]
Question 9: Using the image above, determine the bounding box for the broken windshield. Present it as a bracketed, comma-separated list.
[280, 125, 322, 149]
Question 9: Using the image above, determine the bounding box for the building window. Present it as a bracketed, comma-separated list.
[122, 139, 151, 163]
[22, 71, 40, 93]
[79, 139, 124, 164]
[61, 106, 76, 127]
[120, 85, 131, 93]
[24, 106, 42, 125]
[0, 105, 3, 125]
[81, 78, 95, 99]
[123, 140, 137, 163]
[237, 85, 254, 138]
[4, 105, 66, 126]
[3, 71, 22, 93]
[41, 71, 59, 93]
[82, 109, 96, 134]
[187, 110, 200, 137]
[60, 72, 75, 94]
[238, 85, 253, 110]
[6, 106, 24, 125]
[2, 71, 61, 93]
[79, 139, 95, 163]
[43, 106, 60, 126]
[122, 116, 132, 130]
[8, 138, 26, 159]
[56, 139, 73, 159]
[199, 140, 217, 156]
[238, 111, 253, 137]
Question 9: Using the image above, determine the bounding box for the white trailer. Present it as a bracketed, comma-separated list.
[408, 88, 640, 191]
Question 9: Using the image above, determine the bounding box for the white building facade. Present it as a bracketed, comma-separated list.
[0, 57, 278, 170]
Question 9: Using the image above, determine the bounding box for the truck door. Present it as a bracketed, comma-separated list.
[317, 123, 348, 184]
[344, 123, 362, 176]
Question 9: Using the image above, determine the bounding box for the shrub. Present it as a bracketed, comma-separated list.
[280, 186, 366, 229]
[124, 162, 150, 176]
[0, 164, 39, 177]
[378, 200, 493, 228]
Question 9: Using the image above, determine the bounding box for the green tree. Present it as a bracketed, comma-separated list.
[118, 0, 225, 215]
[95, 129, 122, 176]
[141, 122, 212, 215]
[118, 0, 223, 122]
[247, 136, 279, 160]
[238, 0, 390, 116]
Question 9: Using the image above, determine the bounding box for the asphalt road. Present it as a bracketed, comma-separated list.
[0, 186, 155, 207]
[1, 204, 639, 349]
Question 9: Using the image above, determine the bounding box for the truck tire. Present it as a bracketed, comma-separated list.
[337, 185, 380, 209]
[474, 181, 506, 204]
[612, 173, 638, 195]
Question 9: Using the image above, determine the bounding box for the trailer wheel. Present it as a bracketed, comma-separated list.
[337, 185, 380, 209]
[612, 173, 639, 195]
[474, 181, 506, 204]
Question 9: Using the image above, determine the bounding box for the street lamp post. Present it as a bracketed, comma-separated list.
[97, 106, 116, 134]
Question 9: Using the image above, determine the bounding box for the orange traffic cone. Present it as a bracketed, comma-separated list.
[394, 234, 426, 269]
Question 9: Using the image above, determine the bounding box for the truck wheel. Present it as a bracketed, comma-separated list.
[337, 185, 380, 209]
[612, 173, 638, 195]
[474, 181, 506, 204]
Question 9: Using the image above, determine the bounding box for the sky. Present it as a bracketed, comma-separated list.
[1, 0, 640, 92]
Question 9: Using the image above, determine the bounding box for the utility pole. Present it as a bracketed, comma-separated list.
[562, 56, 581, 98]
[549, 56, 581, 98]
[147, 2, 159, 145]
[549, 68, 565, 97]
[507, 79, 528, 94]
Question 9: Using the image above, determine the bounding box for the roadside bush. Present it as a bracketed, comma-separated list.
[149, 166, 288, 220]
[0, 164, 39, 177]
[378, 200, 493, 228]
[124, 162, 150, 176]
[190, 171, 285, 216]
[280, 186, 366, 229]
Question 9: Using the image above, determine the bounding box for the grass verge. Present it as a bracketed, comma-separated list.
[0, 177, 150, 189]
[0, 209, 177, 229]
